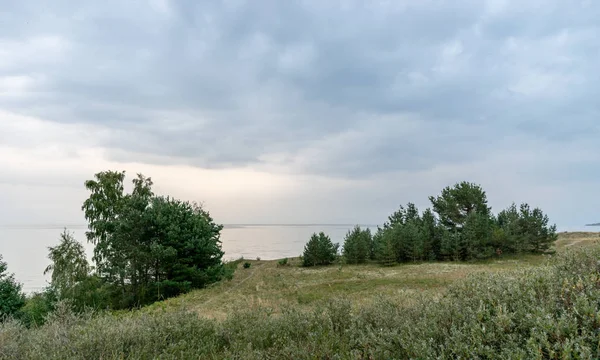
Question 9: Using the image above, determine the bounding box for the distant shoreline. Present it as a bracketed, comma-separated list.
[0, 223, 381, 230]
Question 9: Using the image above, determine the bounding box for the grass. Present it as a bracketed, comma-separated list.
[4, 232, 600, 359]
[143, 234, 586, 320]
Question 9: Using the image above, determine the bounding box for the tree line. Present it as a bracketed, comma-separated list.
[302, 181, 558, 266]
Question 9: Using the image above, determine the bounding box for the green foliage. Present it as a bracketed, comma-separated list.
[0, 255, 25, 320]
[277, 258, 288, 266]
[222, 258, 244, 280]
[80, 170, 226, 309]
[43, 229, 113, 312]
[374, 230, 397, 266]
[44, 229, 91, 300]
[302, 232, 339, 267]
[429, 181, 491, 231]
[495, 202, 558, 254]
[18, 289, 57, 327]
[373, 181, 558, 265]
[5, 246, 600, 359]
[342, 225, 372, 264]
[243, 262, 251, 269]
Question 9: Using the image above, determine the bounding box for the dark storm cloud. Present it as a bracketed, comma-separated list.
[1, 0, 600, 177]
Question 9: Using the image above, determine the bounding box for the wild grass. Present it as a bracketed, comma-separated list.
[3, 233, 600, 359]
[142, 250, 552, 319]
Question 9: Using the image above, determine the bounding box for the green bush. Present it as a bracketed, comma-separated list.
[0, 255, 25, 320]
[4, 246, 600, 359]
[277, 258, 288, 266]
[18, 290, 57, 327]
[243, 262, 251, 269]
[302, 232, 339, 267]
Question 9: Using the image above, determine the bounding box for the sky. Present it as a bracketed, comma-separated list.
[0, 0, 599, 229]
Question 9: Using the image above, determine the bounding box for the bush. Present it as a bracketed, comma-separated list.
[0, 255, 25, 320]
[4, 246, 600, 359]
[302, 232, 339, 267]
[277, 258, 289, 266]
[18, 289, 57, 327]
[243, 262, 251, 269]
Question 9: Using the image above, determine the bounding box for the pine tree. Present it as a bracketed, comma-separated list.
[402, 221, 424, 262]
[377, 233, 397, 266]
[421, 208, 439, 260]
[342, 226, 371, 264]
[303, 232, 339, 267]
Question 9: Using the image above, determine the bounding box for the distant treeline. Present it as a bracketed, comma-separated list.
[303, 181, 557, 266]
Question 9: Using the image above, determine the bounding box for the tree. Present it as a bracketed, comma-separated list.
[81, 170, 226, 308]
[44, 230, 109, 311]
[44, 229, 91, 300]
[496, 203, 523, 253]
[421, 208, 440, 261]
[302, 232, 339, 267]
[401, 221, 425, 262]
[518, 204, 557, 253]
[342, 226, 372, 264]
[0, 255, 25, 320]
[139, 196, 225, 301]
[383, 203, 420, 229]
[461, 211, 494, 260]
[376, 234, 397, 266]
[495, 203, 558, 254]
[429, 181, 491, 232]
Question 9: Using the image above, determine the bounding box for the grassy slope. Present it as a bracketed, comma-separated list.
[145, 232, 600, 319]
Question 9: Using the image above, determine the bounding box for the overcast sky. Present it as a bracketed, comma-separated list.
[1, 0, 599, 229]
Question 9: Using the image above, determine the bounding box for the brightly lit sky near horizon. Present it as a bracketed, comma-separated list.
[1, 0, 599, 230]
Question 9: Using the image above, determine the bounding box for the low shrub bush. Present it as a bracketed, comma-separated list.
[3, 247, 600, 359]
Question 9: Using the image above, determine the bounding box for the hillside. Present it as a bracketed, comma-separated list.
[144, 231, 599, 319]
[3, 232, 600, 359]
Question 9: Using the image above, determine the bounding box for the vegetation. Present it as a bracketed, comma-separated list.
[342, 225, 372, 264]
[19, 170, 228, 314]
[0, 255, 25, 320]
[79, 170, 226, 309]
[302, 232, 339, 267]
[369, 181, 557, 264]
[2, 239, 600, 359]
[0, 176, 571, 358]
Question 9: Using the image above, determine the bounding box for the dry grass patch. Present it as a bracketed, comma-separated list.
[142, 232, 599, 320]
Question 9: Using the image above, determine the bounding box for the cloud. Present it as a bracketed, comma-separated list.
[1, 0, 600, 228]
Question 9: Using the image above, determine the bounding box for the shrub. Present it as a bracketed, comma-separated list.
[302, 232, 339, 267]
[277, 258, 289, 266]
[18, 289, 57, 327]
[243, 262, 251, 269]
[0, 255, 25, 320]
[4, 246, 600, 359]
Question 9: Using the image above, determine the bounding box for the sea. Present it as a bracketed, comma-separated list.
[0, 224, 378, 293]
